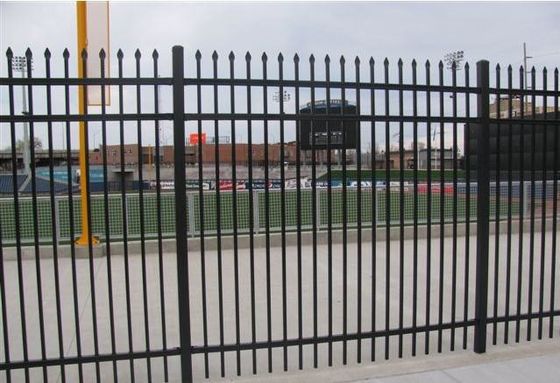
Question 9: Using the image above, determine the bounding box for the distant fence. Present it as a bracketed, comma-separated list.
[4, 181, 557, 245]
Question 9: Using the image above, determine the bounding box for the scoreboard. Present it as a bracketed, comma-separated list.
[298, 100, 358, 150]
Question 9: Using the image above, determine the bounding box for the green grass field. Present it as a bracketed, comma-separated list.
[0, 188, 518, 246]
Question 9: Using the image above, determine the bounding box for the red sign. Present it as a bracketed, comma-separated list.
[189, 133, 207, 145]
[218, 180, 246, 190]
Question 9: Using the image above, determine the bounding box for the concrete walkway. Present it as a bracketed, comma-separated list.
[356, 342, 560, 383]
[233, 339, 560, 383]
[386, 353, 559, 383]
[1, 229, 559, 382]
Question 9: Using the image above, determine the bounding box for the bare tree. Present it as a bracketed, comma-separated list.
[16, 137, 42, 151]
[409, 140, 426, 151]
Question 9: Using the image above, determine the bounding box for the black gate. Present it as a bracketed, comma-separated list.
[0, 45, 558, 382]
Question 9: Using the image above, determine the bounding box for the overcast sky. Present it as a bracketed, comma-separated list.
[1, 1, 559, 151]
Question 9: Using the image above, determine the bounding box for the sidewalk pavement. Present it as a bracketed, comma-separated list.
[234, 338, 560, 383]
[356, 349, 560, 383]
[2, 229, 559, 382]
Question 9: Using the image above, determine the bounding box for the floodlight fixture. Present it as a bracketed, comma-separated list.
[11, 56, 33, 72]
[444, 50, 464, 71]
[273, 90, 291, 103]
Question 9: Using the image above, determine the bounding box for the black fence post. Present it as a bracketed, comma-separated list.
[173, 45, 193, 382]
[474, 59, 490, 354]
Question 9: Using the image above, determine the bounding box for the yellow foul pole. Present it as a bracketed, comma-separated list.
[76, 1, 98, 245]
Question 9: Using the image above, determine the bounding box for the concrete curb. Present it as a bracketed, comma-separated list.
[2, 217, 556, 260]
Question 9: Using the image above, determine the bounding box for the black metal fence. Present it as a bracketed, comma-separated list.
[0, 45, 558, 382]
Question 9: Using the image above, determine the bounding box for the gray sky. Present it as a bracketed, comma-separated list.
[1, 1, 559, 152]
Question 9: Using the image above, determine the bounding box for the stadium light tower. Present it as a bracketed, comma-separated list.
[438, 50, 465, 145]
[273, 90, 291, 162]
[273, 90, 291, 103]
[444, 50, 464, 71]
[11, 56, 33, 175]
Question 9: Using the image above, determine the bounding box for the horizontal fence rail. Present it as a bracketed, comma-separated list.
[0, 45, 558, 383]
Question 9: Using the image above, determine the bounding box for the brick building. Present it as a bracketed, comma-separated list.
[89, 144, 162, 167]
[90, 142, 337, 166]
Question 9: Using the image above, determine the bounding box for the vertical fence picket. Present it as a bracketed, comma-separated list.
[82, 47, 102, 383]
[228, 50, 242, 377]
[294, 53, 304, 370]
[309, 53, 318, 369]
[424, 59, 433, 355]
[26, 47, 49, 383]
[325, 54, 333, 367]
[134, 48, 153, 380]
[152, 48, 169, 382]
[6, 47, 29, 383]
[515, 65, 525, 343]
[212, 50, 226, 378]
[340, 55, 348, 365]
[383, 57, 391, 361]
[397, 58, 405, 359]
[411, 59, 419, 357]
[278, 52, 288, 371]
[355, 55, 363, 364]
[437, 60, 445, 354]
[504, 64, 513, 344]
[63, 47, 83, 383]
[117, 48, 135, 381]
[0, 54, 12, 383]
[463, 62, 472, 350]
[262, 51, 273, 374]
[369, 57, 377, 362]
[245, 51, 258, 375]
[538, 68, 548, 340]
[492, 64, 501, 347]
[451, 61, 459, 352]
[527, 66, 537, 342]
[45, 47, 66, 382]
[99, 47, 118, 382]
[195, 50, 210, 378]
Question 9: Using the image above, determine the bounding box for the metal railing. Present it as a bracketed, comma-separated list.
[0, 45, 558, 382]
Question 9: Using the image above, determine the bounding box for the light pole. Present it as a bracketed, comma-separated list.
[523, 42, 532, 91]
[11, 56, 33, 175]
[273, 90, 291, 166]
[444, 51, 464, 104]
[92, 131, 100, 149]
[440, 50, 465, 147]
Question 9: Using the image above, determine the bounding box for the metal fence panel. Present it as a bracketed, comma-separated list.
[0, 45, 558, 383]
